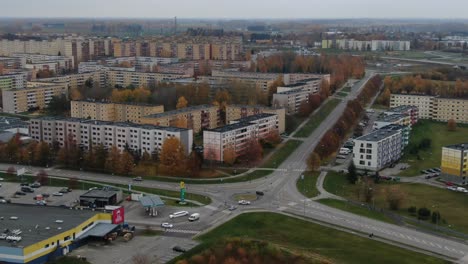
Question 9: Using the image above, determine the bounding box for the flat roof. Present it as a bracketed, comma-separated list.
[80, 189, 119, 199]
[380, 124, 407, 131]
[144, 104, 215, 118]
[444, 143, 468, 151]
[276, 88, 306, 95]
[387, 105, 417, 112]
[228, 104, 284, 110]
[281, 78, 320, 88]
[139, 195, 165, 208]
[73, 100, 162, 107]
[206, 121, 254, 133]
[231, 113, 276, 123]
[355, 128, 400, 142]
[0, 204, 99, 248]
[376, 114, 406, 123]
[0, 117, 28, 131]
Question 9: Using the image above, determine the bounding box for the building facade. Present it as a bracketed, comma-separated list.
[441, 143, 468, 185]
[2, 82, 67, 113]
[390, 94, 434, 119]
[225, 104, 286, 133]
[29, 117, 193, 156]
[0, 72, 28, 90]
[373, 114, 411, 130]
[203, 114, 279, 162]
[384, 105, 419, 126]
[71, 100, 164, 123]
[272, 88, 311, 114]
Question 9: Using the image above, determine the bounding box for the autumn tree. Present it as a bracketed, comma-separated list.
[447, 119, 457, 131]
[120, 150, 135, 175]
[159, 137, 186, 176]
[378, 87, 391, 106]
[239, 139, 263, 166]
[33, 141, 51, 167]
[105, 146, 123, 174]
[186, 152, 202, 177]
[385, 185, 406, 210]
[307, 152, 321, 171]
[176, 96, 188, 109]
[36, 170, 49, 186]
[223, 145, 237, 166]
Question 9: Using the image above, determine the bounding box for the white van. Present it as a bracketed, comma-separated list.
[339, 148, 350, 155]
[169, 211, 189, 219]
[188, 213, 200, 222]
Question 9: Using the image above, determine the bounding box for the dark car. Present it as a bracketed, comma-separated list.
[42, 193, 50, 198]
[172, 246, 186, 253]
[15, 191, 26, 196]
[256, 191, 264, 196]
[30, 182, 41, 188]
[21, 187, 34, 193]
[20, 183, 29, 187]
[59, 188, 71, 193]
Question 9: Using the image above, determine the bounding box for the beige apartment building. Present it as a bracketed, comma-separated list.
[390, 94, 468, 123]
[105, 70, 188, 88]
[141, 105, 220, 133]
[71, 100, 164, 123]
[226, 105, 286, 133]
[272, 88, 311, 115]
[2, 82, 67, 113]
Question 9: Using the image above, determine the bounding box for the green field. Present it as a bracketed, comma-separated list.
[262, 140, 302, 168]
[294, 98, 341, 138]
[399, 121, 468, 176]
[317, 198, 396, 224]
[296, 171, 320, 198]
[323, 172, 468, 234]
[171, 213, 447, 264]
[336, 91, 349, 97]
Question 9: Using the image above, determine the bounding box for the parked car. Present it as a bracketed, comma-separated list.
[446, 186, 457, 191]
[20, 183, 29, 186]
[433, 168, 441, 172]
[15, 191, 26, 196]
[336, 155, 347, 159]
[30, 182, 41, 188]
[228, 205, 237, 211]
[35, 200, 47, 206]
[161, 222, 173, 228]
[169, 211, 189, 219]
[238, 200, 251, 205]
[0, 177, 4, 181]
[59, 188, 71, 193]
[21, 186, 34, 193]
[188, 213, 200, 222]
[42, 193, 50, 198]
[0, 199, 10, 204]
[427, 169, 437, 173]
[172, 246, 186, 253]
[52, 192, 64, 196]
[456, 187, 468, 193]
[256, 191, 264, 196]
[133, 176, 143, 181]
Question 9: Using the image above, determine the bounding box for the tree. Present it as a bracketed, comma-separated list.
[159, 137, 186, 175]
[176, 96, 188, 109]
[223, 145, 237, 166]
[240, 139, 263, 166]
[418, 207, 431, 221]
[186, 152, 202, 177]
[447, 119, 457, 131]
[46, 94, 70, 115]
[431, 211, 441, 224]
[385, 185, 406, 210]
[105, 146, 122, 174]
[69, 177, 79, 190]
[120, 150, 135, 175]
[36, 170, 49, 186]
[307, 152, 321, 171]
[34, 141, 51, 167]
[347, 161, 358, 184]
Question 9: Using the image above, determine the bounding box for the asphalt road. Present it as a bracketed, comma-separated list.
[2, 71, 468, 262]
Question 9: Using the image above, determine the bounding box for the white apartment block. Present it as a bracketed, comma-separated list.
[373, 114, 411, 130]
[11, 53, 75, 72]
[203, 114, 278, 162]
[29, 117, 193, 156]
[211, 69, 330, 85]
[353, 128, 403, 171]
[78, 61, 104, 73]
[0, 71, 28, 90]
[322, 39, 410, 51]
[277, 77, 322, 95]
[390, 94, 434, 119]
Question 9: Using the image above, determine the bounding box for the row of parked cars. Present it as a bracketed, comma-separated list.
[447, 186, 468, 193]
[421, 168, 441, 179]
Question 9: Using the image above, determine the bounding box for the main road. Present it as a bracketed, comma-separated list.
[3, 71, 468, 262]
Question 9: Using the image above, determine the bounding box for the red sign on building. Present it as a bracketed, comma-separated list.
[112, 206, 125, 224]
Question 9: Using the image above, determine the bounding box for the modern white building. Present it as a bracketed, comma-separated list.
[29, 117, 193, 156]
[353, 128, 403, 171]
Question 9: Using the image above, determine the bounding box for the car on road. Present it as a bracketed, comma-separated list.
[133, 176, 143, 181]
[0, 199, 10, 204]
[59, 187, 71, 193]
[228, 205, 237, 211]
[35, 200, 47, 206]
[161, 222, 173, 228]
[256, 191, 264, 196]
[15, 191, 26, 196]
[169, 211, 189, 219]
[42, 193, 50, 198]
[238, 200, 251, 205]
[30, 182, 41, 188]
[188, 213, 200, 221]
[52, 192, 64, 196]
[172, 246, 186, 253]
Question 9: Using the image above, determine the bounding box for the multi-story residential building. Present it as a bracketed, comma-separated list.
[0, 56, 23, 70]
[373, 114, 411, 130]
[272, 88, 311, 114]
[384, 105, 419, 126]
[71, 100, 164, 123]
[390, 94, 435, 119]
[211, 70, 330, 86]
[203, 114, 279, 162]
[78, 61, 105, 73]
[29, 117, 193, 156]
[276, 78, 322, 95]
[11, 53, 75, 73]
[353, 128, 403, 171]
[38, 71, 105, 90]
[322, 39, 410, 51]
[105, 70, 188, 88]
[2, 82, 67, 113]
[440, 143, 468, 185]
[380, 124, 410, 148]
[225, 104, 286, 133]
[141, 105, 220, 133]
[0, 71, 28, 90]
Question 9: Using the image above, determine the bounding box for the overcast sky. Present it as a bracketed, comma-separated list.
[1, 0, 467, 19]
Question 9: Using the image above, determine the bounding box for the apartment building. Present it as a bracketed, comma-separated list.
[277, 78, 322, 95]
[2, 82, 67, 113]
[11, 53, 75, 72]
[272, 88, 311, 114]
[380, 124, 410, 148]
[225, 104, 286, 133]
[203, 114, 279, 162]
[105, 70, 188, 88]
[384, 105, 419, 126]
[71, 100, 164, 123]
[0, 56, 23, 70]
[440, 143, 468, 185]
[390, 94, 434, 119]
[353, 128, 403, 171]
[322, 39, 410, 51]
[211, 70, 330, 86]
[0, 71, 28, 90]
[373, 114, 411, 130]
[29, 117, 193, 156]
[141, 104, 220, 133]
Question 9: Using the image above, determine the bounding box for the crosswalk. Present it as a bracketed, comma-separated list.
[163, 228, 200, 234]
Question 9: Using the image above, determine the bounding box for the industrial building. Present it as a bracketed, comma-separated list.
[0, 204, 124, 264]
[441, 143, 468, 185]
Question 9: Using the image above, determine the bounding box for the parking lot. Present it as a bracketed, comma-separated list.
[0, 182, 86, 206]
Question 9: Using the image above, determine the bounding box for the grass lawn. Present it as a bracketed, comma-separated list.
[323, 172, 468, 234]
[336, 91, 348, 97]
[341, 86, 352, 93]
[171, 212, 447, 264]
[399, 120, 468, 176]
[317, 198, 396, 224]
[285, 114, 306, 135]
[294, 98, 341, 138]
[262, 140, 302, 168]
[296, 171, 320, 198]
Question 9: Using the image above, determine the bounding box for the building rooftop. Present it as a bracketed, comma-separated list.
[144, 104, 216, 119]
[355, 128, 400, 142]
[0, 116, 28, 131]
[231, 113, 276, 123]
[80, 189, 119, 199]
[72, 100, 162, 108]
[0, 204, 98, 247]
[376, 114, 407, 123]
[387, 105, 418, 113]
[276, 88, 307, 95]
[281, 78, 321, 88]
[380, 124, 407, 131]
[444, 143, 468, 151]
[206, 121, 255, 133]
[227, 104, 284, 110]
